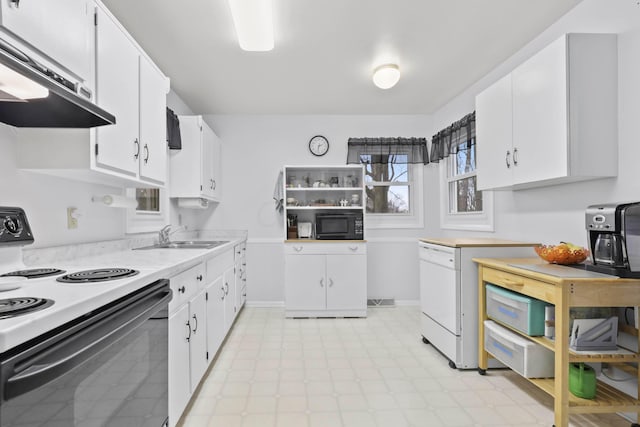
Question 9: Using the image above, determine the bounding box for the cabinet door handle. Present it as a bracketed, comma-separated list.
[505, 150, 511, 168]
[224, 282, 229, 295]
[178, 286, 185, 294]
[320, 278, 324, 287]
[143, 144, 149, 164]
[196, 275, 203, 282]
[210, 179, 214, 190]
[328, 278, 334, 287]
[185, 320, 191, 342]
[134, 139, 140, 160]
[513, 147, 519, 166]
[212, 180, 217, 190]
[220, 286, 225, 300]
[192, 314, 198, 333]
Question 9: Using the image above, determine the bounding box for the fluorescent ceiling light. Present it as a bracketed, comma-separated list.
[0, 62, 48, 100]
[228, 0, 274, 51]
[372, 64, 400, 90]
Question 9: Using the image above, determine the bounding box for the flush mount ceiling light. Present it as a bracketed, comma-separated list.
[0, 63, 48, 100]
[372, 63, 400, 90]
[228, 0, 274, 51]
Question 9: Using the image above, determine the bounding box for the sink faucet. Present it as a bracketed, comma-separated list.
[158, 225, 185, 244]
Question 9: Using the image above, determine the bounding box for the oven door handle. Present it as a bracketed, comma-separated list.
[3, 282, 172, 401]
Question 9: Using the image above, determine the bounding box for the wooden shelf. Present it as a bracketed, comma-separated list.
[530, 378, 640, 413]
[527, 335, 640, 363]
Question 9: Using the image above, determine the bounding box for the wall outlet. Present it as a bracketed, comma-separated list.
[67, 207, 78, 229]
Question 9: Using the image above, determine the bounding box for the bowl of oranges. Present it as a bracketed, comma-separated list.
[534, 242, 589, 265]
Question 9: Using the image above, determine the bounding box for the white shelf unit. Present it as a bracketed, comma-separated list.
[283, 165, 365, 240]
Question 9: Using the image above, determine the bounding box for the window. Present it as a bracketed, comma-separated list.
[125, 187, 169, 233]
[347, 138, 427, 229]
[446, 142, 482, 214]
[363, 155, 410, 214]
[432, 112, 493, 231]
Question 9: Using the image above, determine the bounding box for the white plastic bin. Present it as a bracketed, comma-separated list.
[484, 320, 554, 378]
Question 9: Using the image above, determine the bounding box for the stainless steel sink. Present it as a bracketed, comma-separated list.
[134, 240, 229, 250]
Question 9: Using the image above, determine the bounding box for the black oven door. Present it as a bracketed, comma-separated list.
[0, 280, 171, 427]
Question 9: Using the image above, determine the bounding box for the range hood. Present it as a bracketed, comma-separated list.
[0, 38, 115, 128]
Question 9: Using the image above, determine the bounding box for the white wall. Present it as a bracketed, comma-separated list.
[0, 125, 125, 248]
[196, 115, 434, 303]
[431, 0, 640, 248]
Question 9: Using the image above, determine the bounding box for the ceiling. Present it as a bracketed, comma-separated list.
[101, 0, 582, 115]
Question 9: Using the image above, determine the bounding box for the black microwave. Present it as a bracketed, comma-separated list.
[315, 212, 364, 240]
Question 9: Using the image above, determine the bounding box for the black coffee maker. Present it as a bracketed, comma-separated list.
[585, 202, 640, 277]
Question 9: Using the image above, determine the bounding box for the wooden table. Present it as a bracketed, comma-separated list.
[474, 257, 640, 427]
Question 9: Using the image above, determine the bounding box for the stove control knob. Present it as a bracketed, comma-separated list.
[4, 216, 22, 236]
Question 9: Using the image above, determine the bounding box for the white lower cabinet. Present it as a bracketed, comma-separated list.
[285, 242, 367, 318]
[168, 241, 247, 427]
[205, 276, 226, 357]
[188, 289, 208, 391]
[167, 263, 205, 427]
[168, 304, 190, 427]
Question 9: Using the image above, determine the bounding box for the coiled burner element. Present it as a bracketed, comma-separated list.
[1, 268, 66, 279]
[57, 268, 139, 283]
[0, 297, 54, 318]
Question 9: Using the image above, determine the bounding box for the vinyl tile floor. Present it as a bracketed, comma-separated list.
[178, 306, 633, 427]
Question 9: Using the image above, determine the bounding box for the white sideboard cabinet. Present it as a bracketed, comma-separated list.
[285, 242, 367, 318]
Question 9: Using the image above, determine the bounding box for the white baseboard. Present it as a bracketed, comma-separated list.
[395, 299, 420, 306]
[245, 300, 285, 308]
[246, 300, 418, 308]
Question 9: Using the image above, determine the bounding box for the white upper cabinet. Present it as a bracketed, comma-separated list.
[139, 54, 168, 183]
[17, 1, 169, 188]
[0, 0, 93, 82]
[476, 33, 618, 191]
[475, 73, 513, 190]
[95, 3, 168, 185]
[170, 115, 222, 202]
[94, 5, 139, 177]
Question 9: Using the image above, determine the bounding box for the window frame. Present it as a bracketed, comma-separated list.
[125, 187, 169, 233]
[439, 154, 493, 231]
[366, 164, 424, 229]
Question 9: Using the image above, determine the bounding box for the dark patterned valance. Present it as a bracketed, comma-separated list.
[346, 137, 429, 165]
[430, 111, 475, 163]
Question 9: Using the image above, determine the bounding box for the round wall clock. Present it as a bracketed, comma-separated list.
[309, 135, 329, 156]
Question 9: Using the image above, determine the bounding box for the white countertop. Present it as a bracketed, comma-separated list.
[419, 237, 539, 248]
[0, 230, 247, 353]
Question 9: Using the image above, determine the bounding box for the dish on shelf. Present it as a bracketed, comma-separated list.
[534, 244, 589, 265]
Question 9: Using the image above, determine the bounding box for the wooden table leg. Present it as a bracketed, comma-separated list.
[478, 265, 488, 373]
[553, 285, 570, 427]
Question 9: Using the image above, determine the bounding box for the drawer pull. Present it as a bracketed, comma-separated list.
[491, 340, 514, 358]
[498, 306, 518, 319]
[501, 278, 524, 287]
[294, 246, 303, 252]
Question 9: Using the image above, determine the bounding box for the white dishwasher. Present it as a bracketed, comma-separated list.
[418, 239, 537, 369]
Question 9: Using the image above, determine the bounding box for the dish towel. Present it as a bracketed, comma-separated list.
[273, 171, 284, 213]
